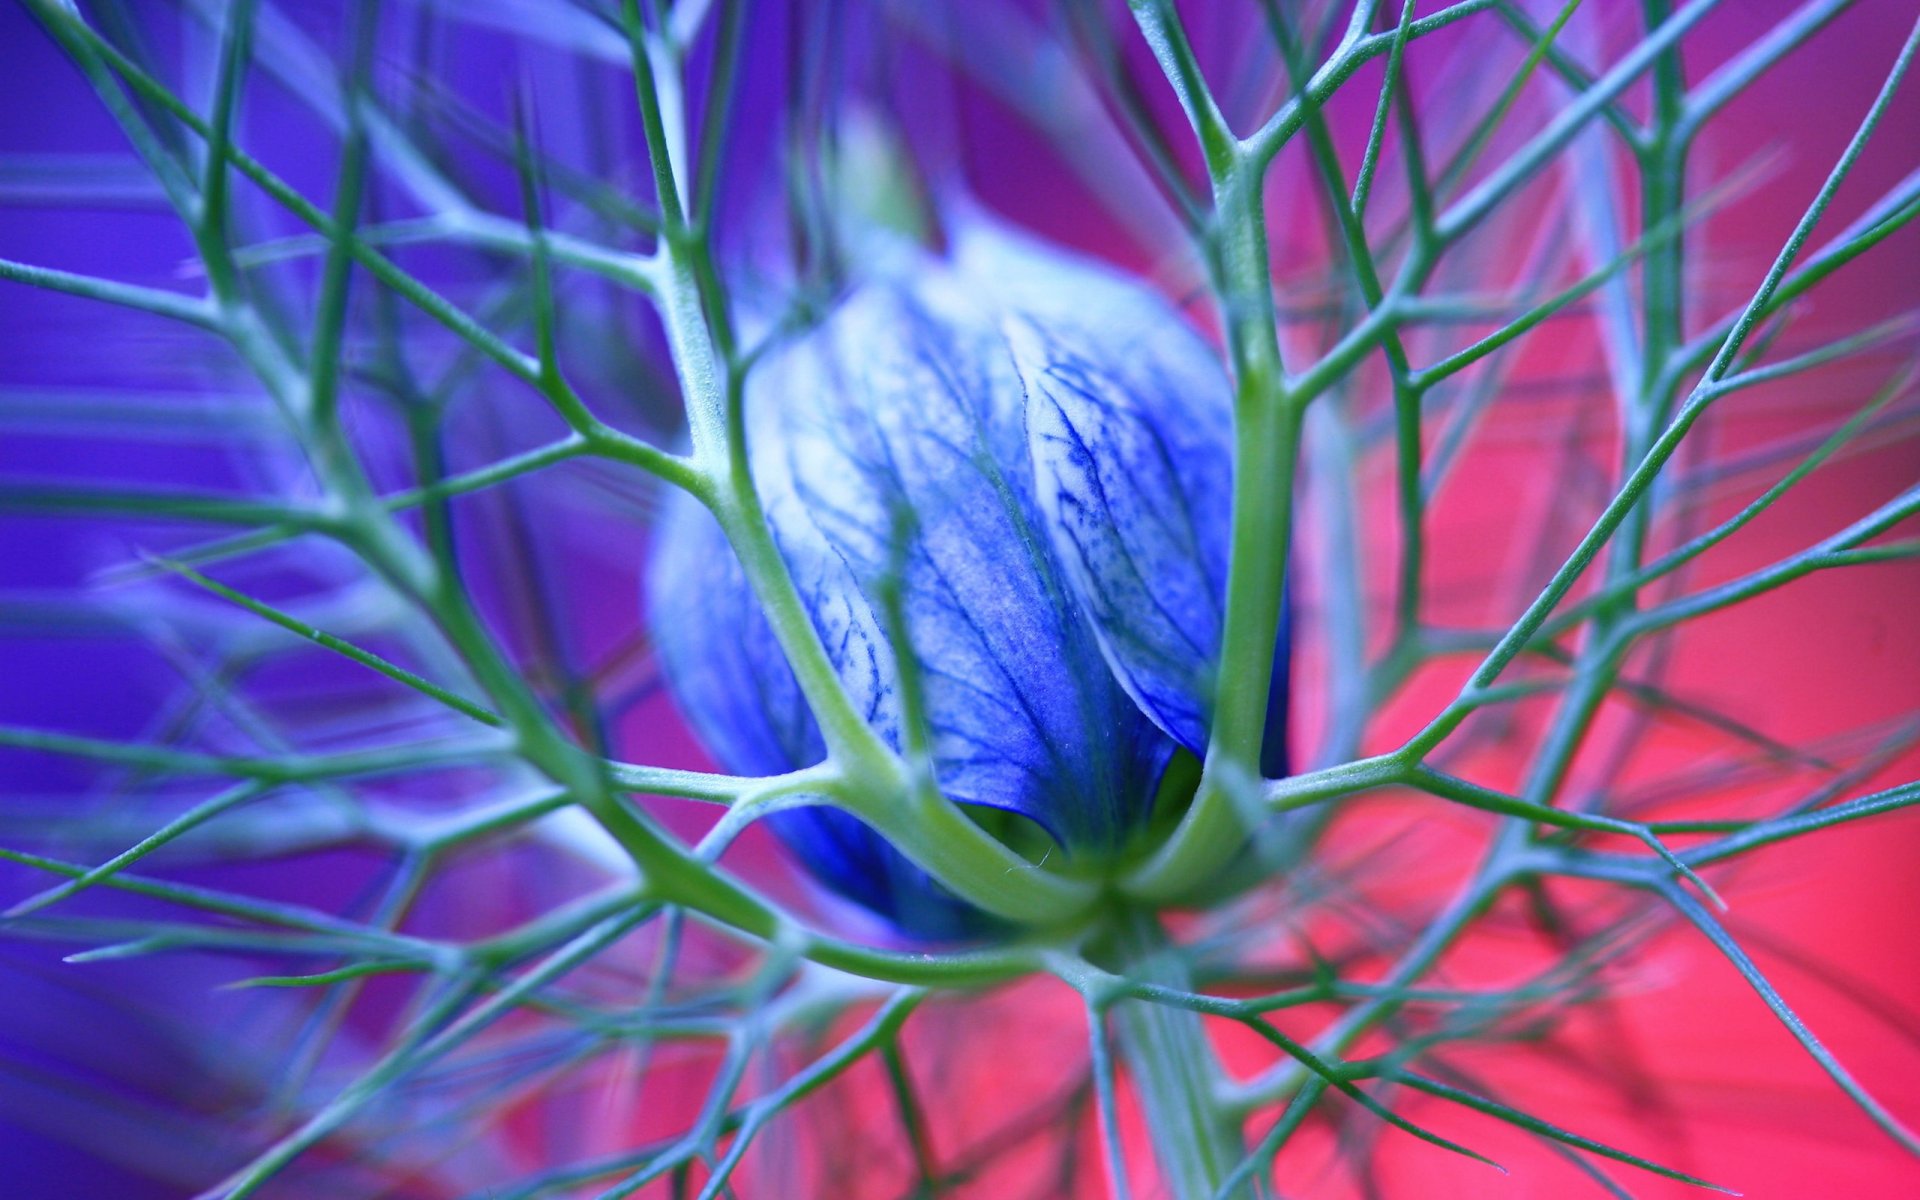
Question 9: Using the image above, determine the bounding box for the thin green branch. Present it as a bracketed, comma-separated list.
[0, 256, 215, 327]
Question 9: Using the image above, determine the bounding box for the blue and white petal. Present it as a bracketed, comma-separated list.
[646, 490, 824, 778]
[954, 223, 1237, 754]
[645, 489, 984, 938]
[646, 215, 1286, 939]
[749, 275, 1166, 851]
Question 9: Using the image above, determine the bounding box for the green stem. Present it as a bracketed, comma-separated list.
[1514, 0, 1689, 814]
[630, 34, 1088, 925]
[1125, 158, 1300, 903]
[1103, 909, 1247, 1199]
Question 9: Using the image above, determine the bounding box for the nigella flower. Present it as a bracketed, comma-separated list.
[649, 219, 1287, 938]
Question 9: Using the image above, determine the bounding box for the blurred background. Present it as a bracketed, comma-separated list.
[2, 1, 1917, 1196]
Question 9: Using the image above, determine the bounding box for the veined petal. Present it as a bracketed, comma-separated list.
[956, 222, 1236, 754]
[646, 490, 823, 778]
[750, 276, 1167, 851]
[648, 216, 1283, 939]
[767, 807, 992, 940]
[646, 489, 983, 938]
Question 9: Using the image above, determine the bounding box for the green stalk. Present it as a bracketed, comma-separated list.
[1102, 909, 1247, 1199]
[1125, 155, 1302, 904]
[625, 10, 1093, 926]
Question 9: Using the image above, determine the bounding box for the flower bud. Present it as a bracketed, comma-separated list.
[649, 220, 1286, 936]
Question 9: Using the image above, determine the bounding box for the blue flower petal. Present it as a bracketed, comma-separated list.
[767, 807, 994, 940]
[646, 490, 823, 777]
[646, 490, 985, 938]
[749, 275, 1167, 851]
[953, 223, 1236, 754]
[647, 217, 1287, 939]
[1263, 591, 1293, 778]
